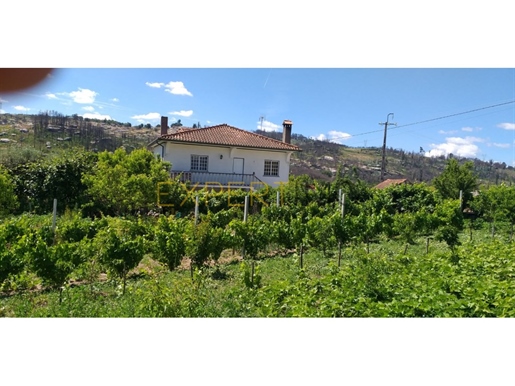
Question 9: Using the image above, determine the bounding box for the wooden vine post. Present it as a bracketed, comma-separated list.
[338, 193, 345, 267]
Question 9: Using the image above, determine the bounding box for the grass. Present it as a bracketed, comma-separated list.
[340, 146, 381, 164]
[0, 243, 335, 317]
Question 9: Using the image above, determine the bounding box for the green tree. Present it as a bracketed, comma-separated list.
[0, 165, 18, 216]
[471, 184, 515, 239]
[432, 158, 478, 209]
[82, 148, 171, 216]
[331, 165, 372, 203]
[500, 186, 515, 240]
[374, 182, 437, 215]
[171, 119, 183, 127]
[0, 219, 27, 286]
[10, 150, 96, 214]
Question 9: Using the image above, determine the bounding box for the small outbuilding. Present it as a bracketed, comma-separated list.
[373, 178, 408, 189]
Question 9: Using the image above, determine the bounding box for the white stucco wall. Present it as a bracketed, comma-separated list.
[152, 142, 293, 186]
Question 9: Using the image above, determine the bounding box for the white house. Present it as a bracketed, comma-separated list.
[148, 117, 301, 190]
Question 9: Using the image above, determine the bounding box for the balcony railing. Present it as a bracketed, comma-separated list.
[170, 170, 266, 190]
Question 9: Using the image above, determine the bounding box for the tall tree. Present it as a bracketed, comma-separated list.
[82, 148, 171, 216]
[171, 119, 183, 127]
[432, 158, 478, 208]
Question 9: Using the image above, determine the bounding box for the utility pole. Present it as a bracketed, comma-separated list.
[379, 113, 397, 181]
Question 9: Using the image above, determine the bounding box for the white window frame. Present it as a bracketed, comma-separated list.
[264, 160, 279, 177]
[191, 155, 208, 171]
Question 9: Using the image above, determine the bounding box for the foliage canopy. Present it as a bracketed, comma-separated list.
[82, 148, 171, 216]
[432, 158, 478, 208]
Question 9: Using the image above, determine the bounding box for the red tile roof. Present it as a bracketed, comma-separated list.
[151, 123, 301, 152]
[374, 178, 408, 189]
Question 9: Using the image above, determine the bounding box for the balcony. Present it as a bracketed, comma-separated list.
[170, 170, 267, 191]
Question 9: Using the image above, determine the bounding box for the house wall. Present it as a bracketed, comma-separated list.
[154, 142, 292, 186]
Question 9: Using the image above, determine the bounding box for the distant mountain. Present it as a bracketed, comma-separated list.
[255, 129, 515, 187]
[2, 113, 513, 187]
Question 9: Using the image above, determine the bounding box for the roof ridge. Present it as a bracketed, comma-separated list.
[156, 123, 301, 151]
[217, 123, 290, 144]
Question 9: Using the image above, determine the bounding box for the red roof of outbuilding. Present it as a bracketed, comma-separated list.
[374, 178, 408, 189]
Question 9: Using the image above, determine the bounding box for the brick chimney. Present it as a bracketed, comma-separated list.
[160, 116, 168, 136]
[282, 120, 292, 144]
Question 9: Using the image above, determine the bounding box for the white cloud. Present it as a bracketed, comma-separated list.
[492, 143, 511, 149]
[498, 122, 515, 130]
[312, 131, 352, 143]
[69, 88, 97, 104]
[257, 119, 281, 132]
[170, 110, 193, 117]
[146, 82, 164, 88]
[425, 136, 484, 158]
[0, 109, 5, 114]
[0, 98, 8, 103]
[327, 130, 352, 144]
[82, 112, 112, 120]
[131, 112, 161, 123]
[462, 126, 481, 132]
[45, 92, 57, 99]
[438, 129, 458, 135]
[14, 105, 30, 111]
[164, 81, 193, 96]
[82, 106, 95, 112]
[111, 98, 119, 102]
[311, 134, 327, 141]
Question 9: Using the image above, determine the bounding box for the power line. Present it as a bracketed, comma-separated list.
[349, 100, 515, 139]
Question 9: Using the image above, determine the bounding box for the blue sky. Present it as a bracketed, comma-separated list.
[2, 68, 515, 165]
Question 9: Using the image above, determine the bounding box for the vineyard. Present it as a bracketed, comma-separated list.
[2, 148, 515, 317]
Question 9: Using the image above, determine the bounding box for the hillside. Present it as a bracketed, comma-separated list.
[2, 112, 515, 187]
[0, 112, 155, 167]
[255, 130, 515, 187]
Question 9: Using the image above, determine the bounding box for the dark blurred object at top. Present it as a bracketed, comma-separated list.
[0, 68, 54, 92]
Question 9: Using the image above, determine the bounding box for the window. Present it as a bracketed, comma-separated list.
[191, 155, 208, 171]
[264, 160, 279, 176]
